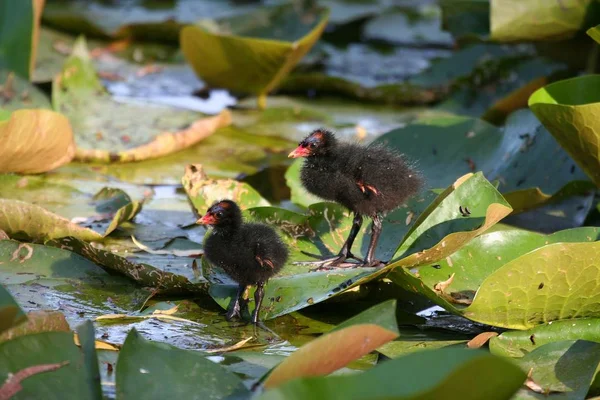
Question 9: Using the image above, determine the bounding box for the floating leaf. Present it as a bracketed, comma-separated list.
[0, 284, 25, 335]
[514, 340, 600, 399]
[0, 0, 44, 79]
[181, 164, 269, 217]
[0, 311, 70, 344]
[491, 0, 597, 42]
[374, 110, 593, 214]
[181, 4, 329, 108]
[48, 237, 206, 295]
[53, 37, 230, 163]
[116, 328, 249, 399]
[0, 109, 75, 174]
[440, 0, 490, 39]
[529, 74, 600, 187]
[0, 332, 101, 400]
[390, 227, 600, 329]
[0, 194, 141, 242]
[263, 300, 399, 389]
[490, 318, 600, 358]
[259, 347, 526, 400]
[0, 70, 52, 111]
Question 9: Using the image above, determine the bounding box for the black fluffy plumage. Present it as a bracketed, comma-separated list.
[199, 200, 288, 323]
[289, 129, 423, 268]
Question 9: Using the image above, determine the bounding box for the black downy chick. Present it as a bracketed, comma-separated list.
[198, 200, 288, 323]
[289, 129, 423, 269]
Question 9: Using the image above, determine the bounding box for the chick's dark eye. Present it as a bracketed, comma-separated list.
[309, 143, 316, 148]
[216, 212, 223, 218]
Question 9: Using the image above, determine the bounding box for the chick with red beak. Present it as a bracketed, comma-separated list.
[197, 200, 288, 324]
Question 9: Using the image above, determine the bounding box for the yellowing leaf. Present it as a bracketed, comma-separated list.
[263, 323, 398, 389]
[0, 109, 75, 173]
[180, 6, 329, 108]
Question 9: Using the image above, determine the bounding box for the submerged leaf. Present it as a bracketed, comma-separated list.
[181, 4, 329, 108]
[0, 109, 75, 174]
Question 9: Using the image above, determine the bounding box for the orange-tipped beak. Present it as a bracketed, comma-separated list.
[288, 146, 310, 158]
[197, 214, 217, 225]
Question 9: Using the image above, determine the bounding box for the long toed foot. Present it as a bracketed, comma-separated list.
[225, 283, 248, 321]
[293, 212, 364, 271]
[251, 282, 265, 324]
[358, 215, 386, 269]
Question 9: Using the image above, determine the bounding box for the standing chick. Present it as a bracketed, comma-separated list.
[198, 200, 288, 323]
[289, 129, 423, 269]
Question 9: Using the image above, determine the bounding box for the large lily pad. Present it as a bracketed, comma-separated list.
[389, 227, 600, 329]
[0, 0, 43, 79]
[440, 0, 490, 39]
[490, 318, 600, 358]
[53, 37, 230, 163]
[206, 173, 511, 320]
[529, 74, 600, 187]
[513, 340, 600, 399]
[0, 188, 141, 242]
[0, 70, 52, 111]
[491, 0, 598, 42]
[258, 347, 526, 400]
[181, 4, 329, 108]
[116, 328, 249, 399]
[0, 331, 101, 400]
[372, 109, 593, 214]
[0, 109, 75, 174]
[0, 284, 25, 334]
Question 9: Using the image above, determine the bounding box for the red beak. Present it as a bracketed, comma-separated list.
[288, 146, 310, 158]
[197, 214, 217, 225]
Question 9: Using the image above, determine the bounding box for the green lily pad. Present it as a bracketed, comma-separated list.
[529, 74, 600, 187]
[181, 164, 269, 217]
[258, 347, 526, 400]
[207, 173, 510, 320]
[389, 227, 600, 329]
[491, 0, 598, 42]
[181, 4, 329, 108]
[53, 37, 230, 163]
[0, 109, 76, 174]
[588, 24, 600, 44]
[0, 70, 51, 111]
[0, 284, 25, 334]
[513, 340, 600, 399]
[0, 331, 102, 400]
[0, 0, 43, 79]
[48, 237, 206, 295]
[373, 109, 593, 214]
[490, 318, 600, 358]
[0, 188, 141, 242]
[116, 328, 250, 399]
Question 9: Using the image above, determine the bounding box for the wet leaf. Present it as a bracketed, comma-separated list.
[116, 328, 249, 399]
[491, 0, 597, 42]
[375, 110, 592, 214]
[48, 237, 206, 296]
[53, 37, 230, 163]
[0, 0, 44, 79]
[390, 227, 600, 329]
[76, 321, 103, 400]
[377, 327, 470, 358]
[0, 284, 25, 335]
[0, 193, 141, 242]
[0, 70, 51, 111]
[259, 347, 526, 400]
[440, 0, 490, 39]
[0, 331, 100, 399]
[513, 340, 600, 399]
[0, 311, 70, 344]
[263, 300, 399, 389]
[0, 109, 75, 174]
[181, 4, 329, 108]
[181, 164, 269, 217]
[490, 318, 600, 358]
[529, 74, 600, 187]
